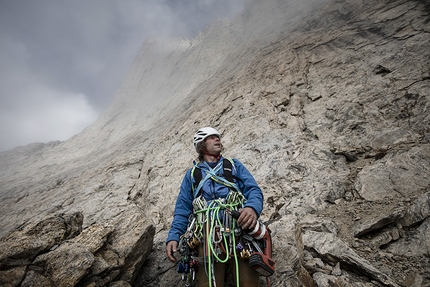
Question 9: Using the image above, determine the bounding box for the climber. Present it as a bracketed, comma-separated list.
[165, 127, 266, 287]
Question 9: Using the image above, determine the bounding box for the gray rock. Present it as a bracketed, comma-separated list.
[400, 192, 430, 227]
[303, 231, 399, 287]
[0, 0, 429, 286]
[369, 226, 400, 248]
[109, 281, 132, 287]
[0, 212, 83, 268]
[353, 208, 405, 238]
[355, 145, 430, 202]
[28, 242, 94, 287]
[313, 271, 377, 287]
[0, 211, 154, 287]
[386, 217, 430, 257]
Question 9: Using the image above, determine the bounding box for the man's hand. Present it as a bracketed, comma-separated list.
[166, 240, 178, 263]
[237, 207, 257, 230]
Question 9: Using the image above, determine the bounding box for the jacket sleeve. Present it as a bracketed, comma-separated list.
[233, 158, 264, 217]
[166, 169, 194, 243]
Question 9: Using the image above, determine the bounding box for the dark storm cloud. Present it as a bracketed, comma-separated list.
[0, 0, 245, 152]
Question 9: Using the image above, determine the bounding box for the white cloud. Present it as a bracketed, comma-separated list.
[0, 0, 245, 152]
[0, 85, 99, 151]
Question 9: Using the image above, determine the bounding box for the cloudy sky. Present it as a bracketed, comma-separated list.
[0, 0, 245, 152]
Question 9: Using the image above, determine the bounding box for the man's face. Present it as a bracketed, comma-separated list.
[204, 135, 221, 154]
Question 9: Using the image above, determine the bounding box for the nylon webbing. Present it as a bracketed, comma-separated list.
[192, 159, 240, 198]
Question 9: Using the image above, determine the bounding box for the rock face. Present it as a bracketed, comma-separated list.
[0, 0, 429, 286]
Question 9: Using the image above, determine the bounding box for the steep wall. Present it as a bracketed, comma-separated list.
[0, 0, 429, 286]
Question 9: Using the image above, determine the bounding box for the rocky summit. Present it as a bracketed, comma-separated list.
[0, 0, 429, 286]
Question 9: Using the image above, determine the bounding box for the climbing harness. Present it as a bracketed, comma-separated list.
[191, 158, 239, 198]
[177, 159, 275, 286]
[178, 193, 245, 287]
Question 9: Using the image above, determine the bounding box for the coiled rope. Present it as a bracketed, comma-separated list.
[193, 191, 245, 287]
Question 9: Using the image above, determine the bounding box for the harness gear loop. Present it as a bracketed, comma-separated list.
[181, 157, 265, 287]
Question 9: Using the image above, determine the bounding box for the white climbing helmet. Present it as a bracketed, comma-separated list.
[193, 127, 220, 149]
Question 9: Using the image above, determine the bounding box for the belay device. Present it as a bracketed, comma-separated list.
[229, 209, 275, 277]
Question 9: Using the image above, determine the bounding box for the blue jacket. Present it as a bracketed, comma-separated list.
[166, 157, 264, 243]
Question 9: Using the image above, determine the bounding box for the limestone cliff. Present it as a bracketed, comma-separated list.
[0, 0, 429, 286]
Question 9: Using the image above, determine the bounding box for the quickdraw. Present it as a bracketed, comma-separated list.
[178, 192, 247, 287]
[177, 159, 275, 286]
